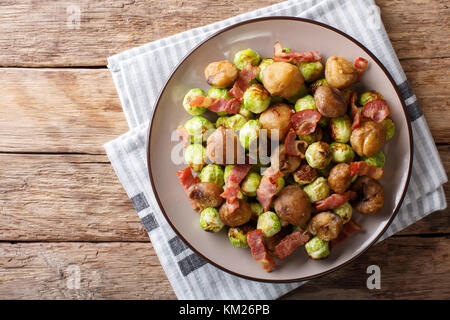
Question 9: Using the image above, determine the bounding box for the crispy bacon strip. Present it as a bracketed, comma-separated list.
[256, 167, 284, 211]
[176, 125, 190, 148]
[221, 164, 252, 204]
[291, 110, 322, 135]
[362, 99, 390, 123]
[273, 41, 322, 63]
[330, 219, 362, 248]
[350, 91, 362, 131]
[176, 167, 201, 210]
[247, 229, 275, 272]
[228, 64, 259, 102]
[284, 128, 308, 157]
[189, 96, 240, 114]
[315, 191, 357, 211]
[274, 228, 310, 259]
[350, 161, 384, 180]
[354, 57, 369, 75]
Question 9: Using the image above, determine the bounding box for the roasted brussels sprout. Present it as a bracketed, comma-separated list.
[220, 199, 252, 227]
[298, 127, 323, 145]
[330, 142, 355, 163]
[359, 90, 384, 106]
[234, 48, 261, 70]
[184, 144, 207, 172]
[242, 84, 271, 114]
[239, 107, 255, 119]
[205, 60, 239, 88]
[199, 164, 225, 186]
[308, 212, 343, 241]
[328, 163, 352, 194]
[381, 118, 395, 141]
[241, 172, 262, 197]
[257, 58, 274, 83]
[325, 56, 358, 88]
[228, 224, 254, 248]
[206, 127, 244, 164]
[262, 62, 305, 99]
[183, 88, 207, 115]
[223, 164, 234, 182]
[250, 202, 264, 220]
[294, 94, 328, 128]
[187, 182, 224, 211]
[305, 236, 330, 259]
[303, 177, 330, 202]
[351, 176, 385, 214]
[259, 103, 293, 140]
[184, 115, 214, 144]
[310, 78, 328, 94]
[216, 114, 247, 130]
[350, 120, 386, 157]
[305, 141, 332, 169]
[330, 115, 352, 143]
[333, 202, 353, 224]
[314, 85, 347, 118]
[200, 207, 225, 232]
[274, 185, 311, 226]
[298, 61, 323, 82]
[293, 164, 318, 185]
[361, 150, 385, 167]
[257, 211, 281, 238]
[208, 87, 233, 116]
[239, 119, 261, 150]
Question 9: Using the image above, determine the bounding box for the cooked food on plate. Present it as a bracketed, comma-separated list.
[176, 41, 394, 272]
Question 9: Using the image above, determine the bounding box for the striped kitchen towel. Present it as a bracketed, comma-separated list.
[104, 0, 447, 299]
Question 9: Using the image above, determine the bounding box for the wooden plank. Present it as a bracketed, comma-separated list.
[0, 58, 448, 155]
[0, 0, 447, 67]
[0, 147, 448, 242]
[0, 236, 448, 299]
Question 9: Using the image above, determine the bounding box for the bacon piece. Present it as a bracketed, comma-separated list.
[221, 164, 252, 205]
[188, 96, 240, 114]
[291, 110, 322, 135]
[350, 91, 362, 131]
[273, 41, 322, 63]
[247, 229, 275, 272]
[177, 125, 190, 148]
[315, 191, 357, 211]
[284, 128, 308, 157]
[228, 64, 259, 102]
[274, 228, 310, 259]
[362, 100, 390, 123]
[354, 57, 369, 75]
[350, 161, 384, 180]
[256, 167, 284, 211]
[176, 167, 201, 210]
[330, 219, 362, 248]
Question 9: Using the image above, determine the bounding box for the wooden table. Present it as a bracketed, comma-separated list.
[0, 0, 448, 299]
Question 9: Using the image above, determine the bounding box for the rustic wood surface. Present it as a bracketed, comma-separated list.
[0, 0, 448, 299]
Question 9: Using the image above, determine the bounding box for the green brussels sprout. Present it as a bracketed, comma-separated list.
[330, 142, 355, 163]
[184, 115, 215, 143]
[183, 88, 207, 115]
[228, 225, 254, 248]
[305, 236, 330, 259]
[241, 172, 261, 197]
[359, 90, 384, 106]
[250, 202, 264, 220]
[305, 142, 332, 169]
[239, 120, 261, 150]
[309, 78, 328, 94]
[184, 144, 207, 172]
[294, 95, 328, 128]
[200, 164, 225, 186]
[276, 176, 285, 195]
[286, 82, 309, 104]
[298, 61, 323, 82]
[361, 150, 385, 167]
[333, 202, 353, 224]
[257, 211, 281, 238]
[257, 58, 274, 83]
[224, 165, 235, 182]
[216, 114, 247, 130]
[200, 207, 224, 232]
[298, 127, 323, 145]
[239, 107, 255, 119]
[293, 164, 318, 185]
[330, 115, 352, 143]
[303, 177, 330, 202]
[208, 87, 233, 116]
[242, 84, 271, 114]
[215, 116, 227, 128]
[233, 48, 261, 70]
[381, 118, 395, 141]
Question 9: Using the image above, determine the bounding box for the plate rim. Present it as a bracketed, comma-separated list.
[146, 16, 413, 283]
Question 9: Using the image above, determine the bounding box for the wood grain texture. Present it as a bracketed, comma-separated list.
[0, 0, 447, 67]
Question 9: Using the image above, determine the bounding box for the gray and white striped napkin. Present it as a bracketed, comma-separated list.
[104, 0, 447, 299]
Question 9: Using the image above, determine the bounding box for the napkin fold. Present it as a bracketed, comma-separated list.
[104, 0, 447, 299]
